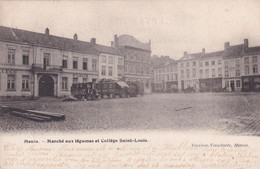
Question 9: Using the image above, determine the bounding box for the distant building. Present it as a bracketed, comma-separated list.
[112, 35, 152, 93]
[91, 38, 124, 81]
[153, 56, 178, 92]
[0, 26, 100, 100]
[198, 50, 224, 92]
[178, 51, 202, 91]
[241, 40, 260, 92]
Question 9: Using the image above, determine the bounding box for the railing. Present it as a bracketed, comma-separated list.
[32, 64, 63, 73]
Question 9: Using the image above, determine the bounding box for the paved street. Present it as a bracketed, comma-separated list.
[0, 93, 260, 136]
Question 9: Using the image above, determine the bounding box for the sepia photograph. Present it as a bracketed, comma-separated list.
[0, 0, 259, 168]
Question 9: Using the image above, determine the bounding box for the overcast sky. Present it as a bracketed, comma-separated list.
[1, 0, 260, 60]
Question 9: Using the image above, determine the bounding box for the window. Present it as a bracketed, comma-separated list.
[186, 62, 190, 67]
[181, 63, 184, 68]
[166, 74, 169, 81]
[186, 69, 190, 78]
[108, 56, 114, 64]
[205, 61, 209, 66]
[244, 65, 249, 75]
[62, 56, 68, 68]
[253, 65, 258, 74]
[43, 53, 50, 67]
[21, 75, 29, 91]
[102, 66, 106, 75]
[236, 80, 240, 88]
[199, 70, 203, 78]
[212, 69, 215, 77]
[73, 57, 78, 69]
[218, 60, 221, 65]
[192, 61, 196, 66]
[218, 68, 222, 77]
[7, 75, 15, 90]
[73, 78, 78, 84]
[83, 78, 88, 83]
[181, 70, 184, 78]
[83, 58, 88, 70]
[62, 77, 68, 90]
[225, 71, 229, 77]
[101, 55, 106, 63]
[109, 67, 113, 76]
[174, 73, 178, 81]
[166, 67, 169, 72]
[92, 78, 97, 83]
[22, 51, 29, 65]
[244, 57, 249, 64]
[235, 59, 240, 67]
[118, 58, 123, 66]
[225, 81, 229, 87]
[92, 59, 97, 71]
[236, 70, 240, 77]
[199, 62, 203, 67]
[224, 61, 228, 67]
[205, 69, 209, 77]
[170, 66, 173, 72]
[252, 56, 258, 63]
[192, 68, 196, 77]
[170, 74, 173, 81]
[8, 49, 15, 64]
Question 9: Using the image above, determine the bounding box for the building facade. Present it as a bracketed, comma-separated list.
[241, 45, 260, 92]
[177, 51, 202, 91]
[91, 38, 124, 81]
[112, 35, 152, 93]
[153, 59, 178, 92]
[0, 26, 99, 101]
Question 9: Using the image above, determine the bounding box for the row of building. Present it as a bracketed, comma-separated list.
[1, 26, 260, 101]
[153, 39, 260, 93]
[0, 26, 152, 101]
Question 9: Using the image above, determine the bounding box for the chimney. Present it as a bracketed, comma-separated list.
[149, 39, 151, 46]
[114, 35, 118, 47]
[111, 41, 114, 47]
[244, 39, 248, 52]
[45, 28, 49, 35]
[202, 48, 205, 54]
[73, 33, 78, 40]
[224, 42, 230, 50]
[91, 38, 96, 44]
[184, 51, 187, 57]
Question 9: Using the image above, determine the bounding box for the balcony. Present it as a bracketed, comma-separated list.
[32, 64, 63, 73]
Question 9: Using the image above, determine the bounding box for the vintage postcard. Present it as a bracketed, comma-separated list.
[0, 0, 259, 168]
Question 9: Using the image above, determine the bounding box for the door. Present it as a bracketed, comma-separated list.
[181, 81, 184, 91]
[39, 75, 54, 96]
[230, 80, 235, 91]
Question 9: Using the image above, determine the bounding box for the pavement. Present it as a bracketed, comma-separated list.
[0, 93, 259, 136]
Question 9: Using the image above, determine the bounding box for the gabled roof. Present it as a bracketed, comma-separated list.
[246, 46, 260, 55]
[117, 34, 151, 51]
[179, 52, 203, 61]
[93, 44, 123, 56]
[223, 44, 244, 59]
[0, 26, 99, 55]
[200, 50, 225, 60]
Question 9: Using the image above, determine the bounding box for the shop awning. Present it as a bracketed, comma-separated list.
[117, 81, 129, 88]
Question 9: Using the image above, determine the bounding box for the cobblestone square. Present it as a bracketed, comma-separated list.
[0, 93, 259, 136]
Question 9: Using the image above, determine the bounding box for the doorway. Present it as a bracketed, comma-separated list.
[39, 75, 54, 96]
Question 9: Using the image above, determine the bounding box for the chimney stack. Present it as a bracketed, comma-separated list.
[114, 35, 118, 47]
[45, 28, 49, 35]
[149, 39, 151, 46]
[202, 48, 205, 54]
[91, 38, 96, 44]
[73, 33, 78, 40]
[244, 39, 248, 52]
[111, 41, 114, 47]
[224, 42, 230, 50]
[184, 51, 187, 57]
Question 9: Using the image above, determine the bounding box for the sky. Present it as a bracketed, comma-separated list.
[1, 0, 260, 60]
